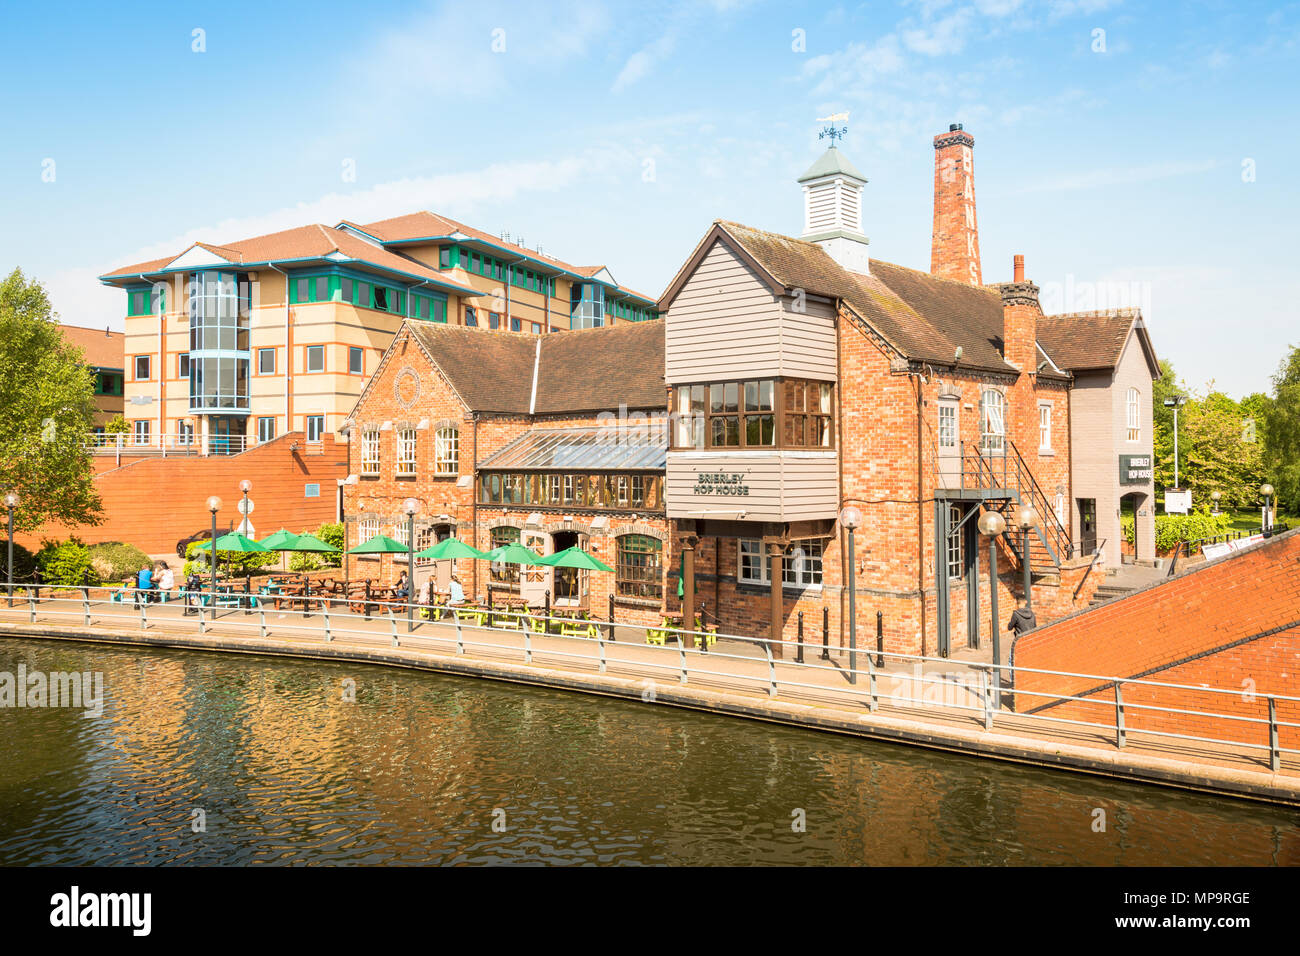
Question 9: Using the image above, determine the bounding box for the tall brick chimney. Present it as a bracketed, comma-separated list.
[930, 124, 982, 286]
[1001, 253, 1039, 373]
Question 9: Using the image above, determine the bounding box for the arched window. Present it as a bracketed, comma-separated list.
[490, 526, 520, 590]
[435, 425, 459, 475]
[1126, 388, 1140, 442]
[616, 534, 663, 600]
[980, 388, 1005, 453]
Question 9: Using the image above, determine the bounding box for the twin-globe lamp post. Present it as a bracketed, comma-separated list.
[1261, 483, 1275, 532]
[206, 494, 223, 598]
[4, 491, 18, 607]
[977, 509, 1007, 688]
[838, 504, 862, 685]
[404, 497, 420, 632]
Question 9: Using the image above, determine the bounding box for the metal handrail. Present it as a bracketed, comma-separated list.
[2, 584, 1295, 773]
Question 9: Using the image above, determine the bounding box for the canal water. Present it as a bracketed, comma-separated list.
[0, 637, 1295, 866]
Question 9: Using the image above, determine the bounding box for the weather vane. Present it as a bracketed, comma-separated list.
[817, 111, 850, 145]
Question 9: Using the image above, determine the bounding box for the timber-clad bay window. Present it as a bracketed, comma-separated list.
[616, 535, 663, 601]
[479, 472, 663, 511]
[672, 378, 834, 449]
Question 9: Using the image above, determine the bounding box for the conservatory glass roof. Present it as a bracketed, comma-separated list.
[478, 425, 667, 471]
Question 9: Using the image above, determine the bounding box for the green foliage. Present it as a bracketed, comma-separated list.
[102, 414, 129, 435]
[87, 541, 153, 584]
[1121, 513, 1135, 545]
[35, 538, 99, 586]
[1151, 512, 1231, 552]
[0, 541, 37, 583]
[0, 269, 103, 533]
[1262, 344, 1300, 515]
[286, 522, 344, 572]
[183, 540, 278, 579]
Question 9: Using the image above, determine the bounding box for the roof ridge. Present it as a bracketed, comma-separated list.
[1042, 307, 1141, 320]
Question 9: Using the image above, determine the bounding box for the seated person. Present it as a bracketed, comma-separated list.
[136, 566, 154, 604]
[156, 565, 175, 601]
[447, 575, 466, 607]
[393, 571, 410, 600]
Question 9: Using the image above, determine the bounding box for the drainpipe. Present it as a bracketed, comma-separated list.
[471, 413, 480, 599]
[268, 263, 291, 441]
[915, 373, 927, 657]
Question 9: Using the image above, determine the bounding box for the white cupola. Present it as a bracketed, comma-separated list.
[798, 146, 870, 275]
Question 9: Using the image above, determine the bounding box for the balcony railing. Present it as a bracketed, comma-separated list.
[85, 433, 248, 458]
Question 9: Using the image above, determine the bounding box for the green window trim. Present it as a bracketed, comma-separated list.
[126, 287, 166, 317]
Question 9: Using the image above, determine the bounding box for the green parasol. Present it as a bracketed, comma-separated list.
[538, 546, 614, 573]
[416, 537, 488, 560]
[346, 535, 410, 554]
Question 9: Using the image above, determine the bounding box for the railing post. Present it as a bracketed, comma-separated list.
[765, 641, 776, 697]
[821, 606, 830, 661]
[387, 607, 398, 647]
[607, 594, 615, 643]
[524, 622, 532, 665]
[82, 586, 90, 626]
[198, 601, 206, 636]
[139, 595, 148, 630]
[1114, 682, 1126, 749]
[876, 610, 884, 668]
[1269, 697, 1280, 772]
[455, 618, 465, 655]
[29, 590, 37, 624]
[597, 627, 606, 674]
[323, 602, 332, 642]
[980, 669, 993, 730]
[679, 638, 688, 684]
[796, 611, 804, 664]
[259, 605, 267, 639]
[866, 655, 878, 712]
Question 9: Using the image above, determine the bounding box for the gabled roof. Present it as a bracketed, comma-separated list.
[390, 320, 666, 417]
[660, 220, 1031, 375]
[59, 324, 123, 370]
[1038, 308, 1160, 378]
[479, 425, 667, 471]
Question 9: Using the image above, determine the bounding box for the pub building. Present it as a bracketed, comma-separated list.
[339, 320, 673, 625]
[659, 126, 1159, 657]
[341, 124, 1160, 657]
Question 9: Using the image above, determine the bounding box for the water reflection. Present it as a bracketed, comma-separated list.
[0, 638, 1295, 866]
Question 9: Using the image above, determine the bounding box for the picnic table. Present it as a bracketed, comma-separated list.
[646, 615, 717, 649]
[550, 606, 601, 639]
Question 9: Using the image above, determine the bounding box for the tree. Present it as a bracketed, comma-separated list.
[1152, 359, 1183, 491]
[1262, 345, 1300, 515]
[1178, 389, 1265, 510]
[0, 269, 103, 533]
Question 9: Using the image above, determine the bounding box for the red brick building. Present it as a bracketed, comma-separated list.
[341, 321, 670, 625]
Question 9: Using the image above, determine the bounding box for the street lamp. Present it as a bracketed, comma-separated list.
[1016, 504, 1039, 608]
[206, 495, 222, 601]
[978, 509, 1007, 702]
[403, 497, 420, 632]
[838, 504, 863, 685]
[1261, 483, 1275, 532]
[1211, 490, 1221, 516]
[4, 491, 18, 607]
[1163, 395, 1187, 490]
[239, 480, 254, 592]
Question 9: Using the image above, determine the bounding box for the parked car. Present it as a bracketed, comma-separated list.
[176, 524, 233, 559]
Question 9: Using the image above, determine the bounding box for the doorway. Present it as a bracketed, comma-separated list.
[1120, 493, 1143, 563]
[519, 529, 552, 605]
[417, 523, 455, 598]
[936, 397, 960, 489]
[551, 530, 587, 607]
[1078, 498, 1097, 555]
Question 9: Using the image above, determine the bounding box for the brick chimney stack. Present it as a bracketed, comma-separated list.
[930, 124, 982, 286]
[1001, 253, 1039, 374]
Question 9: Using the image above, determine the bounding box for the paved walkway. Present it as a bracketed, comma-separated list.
[0, 593, 1295, 806]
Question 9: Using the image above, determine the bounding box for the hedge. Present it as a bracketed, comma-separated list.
[1125, 512, 1232, 552]
[35, 539, 98, 586]
[87, 542, 154, 584]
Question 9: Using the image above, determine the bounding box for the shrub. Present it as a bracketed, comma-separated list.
[0, 541, 37, 584]
[35, 538, 99, 586]
[287, 521, 344, 572]
[87, 541, 153, 584]
[183, 540, 278, 580]
[1152, 512, 1232, 552]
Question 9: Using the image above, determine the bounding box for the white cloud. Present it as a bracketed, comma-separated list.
[1015, 158, 1219, 193]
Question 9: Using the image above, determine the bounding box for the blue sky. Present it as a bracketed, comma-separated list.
[1, 0, 1296, 397]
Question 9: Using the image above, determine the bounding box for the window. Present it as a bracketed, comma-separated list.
[178, 421, 195, 446]
[349, 347, 364, 375]
[947, 505, 965, 581]
[305, 346, 324, 373]
[358, 517, 380, 552]
[616, 535, 663, 600]
[439, 247, 452, 269]
[674, 379, 830, 449]
[94, 372, 123, 396]
[1054, 490, 1066, 525]
[490, 527, 521, 590]
[134, 355, 151, 380]
[434, 426, 459, 476]
[488, 312, 500, 330]
[783, 539, 823, 588]
[510, 316, 521, 332]
[531, 323, 542, 335]
[1126, 388, 1140, 442]
[126, 287, 164, 316]
[396, 428, 417, 476]
[465, 307, 477, 327]
[304, 483, 320, 498]
[1039, 403, 1052, 452]
[258, 417, 276, 443]
[177, 354, 190, 379]
[980, 389, 1005, 453]
[306, 415, 325, 442]
[258, 348, 276, 374]
[341, 278, 354, 303]
[938, 402, 957, 448]
[132, 420, 150, 446]
[361, 429, 380, 476]
[783, 380, 832, 447]
[738, 539, 824, 588]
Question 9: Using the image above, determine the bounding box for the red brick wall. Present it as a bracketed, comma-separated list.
[21, 433, 346, 554]
[930, 127, 982, 285]
[1010, 528, 1300, 750]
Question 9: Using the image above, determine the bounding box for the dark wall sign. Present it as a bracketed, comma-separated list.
[1119, 454, 1153, 486]
[692, 472, 750, 496]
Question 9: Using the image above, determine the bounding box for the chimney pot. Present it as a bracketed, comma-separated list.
[950, 123, 962, 132]
[1013, 254, 1025, 283]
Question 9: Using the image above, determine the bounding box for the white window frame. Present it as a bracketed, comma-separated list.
[396, 428, 417, 477]
[783, 539, 824, 589]
[938, 402, 957, 449]
[434, 426, 459, 476]
[1038, 402, 1052, 452]
[361, 429, 380, 476]
[947, 505, 965, 581]
[132, 420, 150, 446]
[257, 417, 276, 444]
[1126, 387, 1140, 442]
[980, 389, 1005, 454]
[349, 346, 364, 375]
[306, 415, 325, 443]
[134, 355, 151, 380]
[738, 539, 769, 585]
[305, 345, 324, 373]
